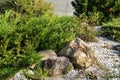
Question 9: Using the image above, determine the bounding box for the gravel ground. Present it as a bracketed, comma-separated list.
[87, 37, 120, 69]
[87, 37, 120, 80]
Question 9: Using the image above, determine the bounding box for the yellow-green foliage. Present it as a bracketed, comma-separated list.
[73, 14, 97, 42]
[0, 0, 53, 16]
[0, 10, 75, 79]
[24, 67, 48, 80]
[13, 0, 53, 15]
[0, 1, 100, 79]
[74, 13, 100, 26]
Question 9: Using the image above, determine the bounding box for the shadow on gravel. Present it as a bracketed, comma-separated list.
[100, 36, 120, 56]
[112, 45, 120, 56]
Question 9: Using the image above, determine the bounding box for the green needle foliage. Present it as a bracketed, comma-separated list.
[0, 0, 102, 79]
[0, 0, 76, 79]
[72, 13, 98, 42]
[0, 0, 53, 16]
[101, 17, 120, 42]
[0, 10, 75, 79]
[72, 0, 120, 22]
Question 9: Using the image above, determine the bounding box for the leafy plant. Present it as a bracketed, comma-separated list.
[0, 10, 40, 79]
[0, 67, 17, 80]
[27, 15, 76, 52]
[24, 63, 48, 80]
[72, 0, 120, 22]
[0, 10, 76, 79]
[73, 14, 97, 42]
[0, 0, 53, 16]
[101, 17, 120, 42]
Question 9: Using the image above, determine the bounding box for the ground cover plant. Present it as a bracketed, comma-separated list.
[73, 13, 98, 42]
[0, 0, 55, 79]
[0, 10, 75, 80]
[101, 17, 120, 42]
[0, 0, 53, 16]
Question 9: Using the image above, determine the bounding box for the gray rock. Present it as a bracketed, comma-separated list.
[39, 50, 57, 60]
[42, 56, 73, 76]
[30, 50, 73, 77]
[58, 37, 98, 69]
[29, 50, 57, 69]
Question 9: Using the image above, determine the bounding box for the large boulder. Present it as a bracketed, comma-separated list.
[58, 37, 98, 69]
[42, 56, 73, 76]
[35, 50, 73, 76]
[30, 50, 57, 69]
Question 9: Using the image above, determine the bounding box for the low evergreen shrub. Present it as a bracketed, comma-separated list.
[73, 14, 97, 42]
[0, 0, 53, 16]
[23, 14, 75, 52]
[72, 0, 120, 22]
[101, 17, 120, 42]
[0, 10, 75, 79]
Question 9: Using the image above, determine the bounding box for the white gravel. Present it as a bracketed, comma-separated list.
[87, 37, 120, 79]
[87, 37, 120, 55]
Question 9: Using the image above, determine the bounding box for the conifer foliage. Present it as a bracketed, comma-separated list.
[72, 0, 120, 21]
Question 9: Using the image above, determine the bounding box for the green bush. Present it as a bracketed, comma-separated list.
[72, 0, 120, 22]
[73, 14, 97, 42]
[0, 0, 75, 79]
[0, 10, 75, 79]
[28, 15, 75, 52]
[0, 0, 53, 16]
[101, 17, 120, 42]
[0, 11, 42, 79]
